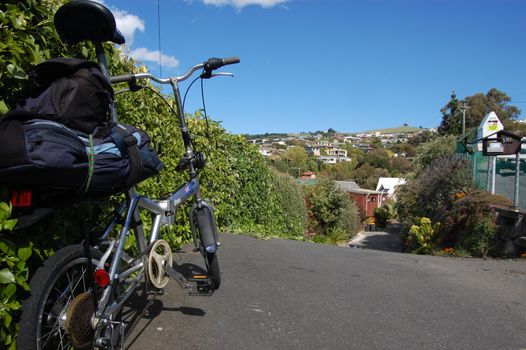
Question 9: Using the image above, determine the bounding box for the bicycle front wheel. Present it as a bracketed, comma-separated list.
[17, 245, 102, 350]
[205, 251, 221, 289]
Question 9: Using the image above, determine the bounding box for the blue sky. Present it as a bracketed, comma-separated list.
[102, 0, 526, 134]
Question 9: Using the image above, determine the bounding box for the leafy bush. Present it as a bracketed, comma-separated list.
[406, 217, 440, 254]
[412, 135, 457, 177]
[304, 179, 359, 242]
[437, 190, 512, 257]
[0, 0, 310, 344]
[374, 206, 390, 228]
[0, 204, 25, 350]
[396, 154, 471, 228]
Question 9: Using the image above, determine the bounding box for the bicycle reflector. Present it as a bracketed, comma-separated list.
[10, 189, 32, 208]
[93, 269, 110, 288]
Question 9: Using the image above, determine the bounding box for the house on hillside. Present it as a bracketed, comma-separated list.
[258, 148, 273, 157]
[333, 181, 387, 218]
[301, 171, 317, 180]
[335, 180, 360, 192]
[347, 189, 388, 218]
[376, 177, 406, 199]
[318, 156, 352, 164]
[306, 146, 321, 157]
[328, 148, 347, 158]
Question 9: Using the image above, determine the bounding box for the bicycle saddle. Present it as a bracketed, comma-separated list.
[54, 0, 125, 45]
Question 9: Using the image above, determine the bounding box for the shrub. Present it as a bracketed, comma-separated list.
[312, 226, 349, 245]
[396, 155, 471, 228]
[304, 179, 359, 242]
[412, 135, 457, 176]
[406, 217, 440, 254]
[0, 0, 310, 344]
[374, 206, 390, 228]
[437, 190, 512, 257]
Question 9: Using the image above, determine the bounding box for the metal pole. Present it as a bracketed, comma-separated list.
[514, 152, 520, 208]
[459, 102, 469, 135]
[472, 152, 477, 186]
[486, 156, 491, 191]
[491, 156, 497, 195]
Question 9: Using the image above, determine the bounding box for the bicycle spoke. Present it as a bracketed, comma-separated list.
[65, 271, 75, 300]
[40, 320, 62, 349]
[69, 266, 88, 294]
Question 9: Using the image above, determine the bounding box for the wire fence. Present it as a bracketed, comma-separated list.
[466, 149, 526, 208]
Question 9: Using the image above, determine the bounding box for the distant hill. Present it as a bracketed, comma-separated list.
[360, 126, 425, 134]
[244, 126, 427, 139]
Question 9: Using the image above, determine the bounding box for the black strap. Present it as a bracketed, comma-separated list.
[112, 126, 143, 187]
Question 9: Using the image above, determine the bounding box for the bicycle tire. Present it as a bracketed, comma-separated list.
[17, 245, 102, 350]
[205, 251, 221, 289]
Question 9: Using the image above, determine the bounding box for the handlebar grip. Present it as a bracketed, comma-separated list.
[110, 74, 135, 84]
[204, 57, 240, 71]
[222, 57, 240, 66]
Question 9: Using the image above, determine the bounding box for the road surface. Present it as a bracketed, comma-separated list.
[126, 233, 526, 350]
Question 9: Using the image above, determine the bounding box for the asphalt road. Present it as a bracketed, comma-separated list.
[126, 233, 526, 350]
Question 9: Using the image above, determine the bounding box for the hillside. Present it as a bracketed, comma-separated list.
[360, 125, 425, 134]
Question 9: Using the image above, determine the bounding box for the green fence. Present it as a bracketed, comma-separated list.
[466, 150, 526, 208]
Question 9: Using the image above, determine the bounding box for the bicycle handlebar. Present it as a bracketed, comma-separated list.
[109, 56, 240, 85]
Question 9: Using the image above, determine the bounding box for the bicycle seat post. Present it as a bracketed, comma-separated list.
[93, 41, 118, 123]
[94, 41, 110, 81]
[54, 0, 125, 124]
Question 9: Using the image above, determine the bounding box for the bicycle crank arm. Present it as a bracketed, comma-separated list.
[161, 263, 214, 296]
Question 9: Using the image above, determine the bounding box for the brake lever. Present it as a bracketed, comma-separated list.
[211, 72, 234, 78]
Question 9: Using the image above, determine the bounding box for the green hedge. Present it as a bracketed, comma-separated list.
[0, 0, 307, 346]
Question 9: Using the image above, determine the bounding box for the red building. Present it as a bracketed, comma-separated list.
[347, 189, 388, 218]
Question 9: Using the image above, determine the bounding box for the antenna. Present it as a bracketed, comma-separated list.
[157, 0, 162, 93]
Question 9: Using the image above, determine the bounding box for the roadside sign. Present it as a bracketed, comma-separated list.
[476, 111, 504, 150]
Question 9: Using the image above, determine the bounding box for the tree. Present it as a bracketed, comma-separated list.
[408, 130, 434, 147]
[353, 163, 389, 189]
[320, 161, 356, 181]
[438, 91, 460, 135]
[412, 135, 456, 176]
[283, 146, 308, 169]
[438, 89, 521, 136]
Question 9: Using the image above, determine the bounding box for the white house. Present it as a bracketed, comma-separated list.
[258, 148, 273, 157]
[376, 177, 406, 199]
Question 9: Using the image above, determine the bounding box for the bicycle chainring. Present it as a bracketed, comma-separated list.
[147, 239, 173, 289]
[64, 291, 95, 349]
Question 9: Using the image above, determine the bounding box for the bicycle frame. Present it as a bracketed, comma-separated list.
[90, 44, 231, 343]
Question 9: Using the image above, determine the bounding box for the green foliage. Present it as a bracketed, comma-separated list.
[373, 206, 390, 228]
[438, 89, 521, 136]
[311, 226, 349, 245]
[412, 135, 456, 176]
[283, 146, 308, 169]
[352, 163, 389, 189]
[396, 155, 472, 229]
[406, 217, 439, 254]
[319, 161, 356, 181]
[0, 204, 26, 349]
[437, 191, 512, 257]
[0, 0, 85, 113]
[0, 0, 311, 344]
[304, 179, 359, 242]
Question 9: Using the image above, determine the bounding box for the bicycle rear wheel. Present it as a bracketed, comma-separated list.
[17, 245, 101, 350]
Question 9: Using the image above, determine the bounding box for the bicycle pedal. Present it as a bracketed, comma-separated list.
[187, 275, 214, 296]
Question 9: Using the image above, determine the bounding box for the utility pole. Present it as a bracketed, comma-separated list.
[459, 101, 470, 135]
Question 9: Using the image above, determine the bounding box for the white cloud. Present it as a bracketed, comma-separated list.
[92, 1, 179, 69]
[112, 9, 145, 46]
[130, 47, 180, 68]
[201, 0, 289, 9]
